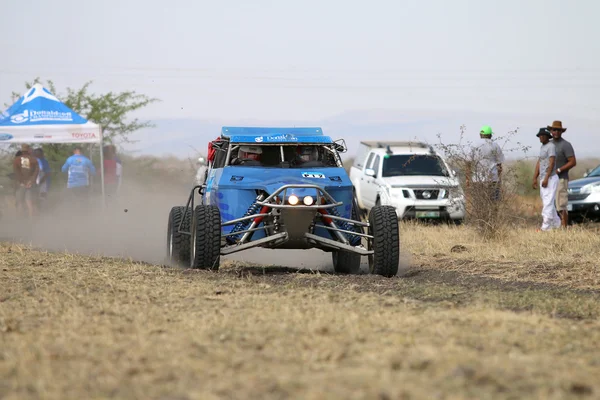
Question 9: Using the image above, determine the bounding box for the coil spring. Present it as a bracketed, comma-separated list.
[328, 205, 361, 246]
[227, 194, 266, 243]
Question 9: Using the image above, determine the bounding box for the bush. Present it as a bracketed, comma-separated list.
[434, 125, 531, 239]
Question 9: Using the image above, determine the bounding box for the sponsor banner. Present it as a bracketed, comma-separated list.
[9, 109, 74, 124]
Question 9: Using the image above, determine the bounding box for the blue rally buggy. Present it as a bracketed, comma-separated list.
[166, 127, 400, 277]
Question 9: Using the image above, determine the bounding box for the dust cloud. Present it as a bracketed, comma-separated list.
[1, 175, 411, 274]
[0, 178, 184, 264]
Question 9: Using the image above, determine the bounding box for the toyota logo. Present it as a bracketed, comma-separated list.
[423, 191, 432, 199]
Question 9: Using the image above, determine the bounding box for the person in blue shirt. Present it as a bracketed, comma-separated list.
[61, 147, 96, 202]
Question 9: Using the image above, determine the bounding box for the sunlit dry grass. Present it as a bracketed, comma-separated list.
[2, 241, 600, 400]
[401, 221, 600, 290]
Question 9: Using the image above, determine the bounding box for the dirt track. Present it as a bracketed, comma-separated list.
[3, 181, 600, 399]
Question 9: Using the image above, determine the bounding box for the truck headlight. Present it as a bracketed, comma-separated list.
[581, 183, 600, 194]
[303, 196, 314, 206]
[449, 187, 465, 199]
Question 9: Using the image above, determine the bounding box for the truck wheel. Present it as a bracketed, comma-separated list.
[167, 206, 191, 266]
[190, 205, 221, 270]
[332, 199, 362, 274]
[368, 205, 399, 277]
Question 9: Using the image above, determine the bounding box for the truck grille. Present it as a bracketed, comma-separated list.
[568, 193, 589, 201]
[414, 189, 440, 200]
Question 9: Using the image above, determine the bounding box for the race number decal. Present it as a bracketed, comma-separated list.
[302, 172, 326, 179]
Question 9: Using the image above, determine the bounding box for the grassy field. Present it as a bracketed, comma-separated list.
[2, 223, 600, 400]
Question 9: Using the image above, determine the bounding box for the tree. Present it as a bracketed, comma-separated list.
[8, 78, 160, 145]
[4, 78, 160, 191]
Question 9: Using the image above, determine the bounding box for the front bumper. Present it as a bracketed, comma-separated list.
[390, 199, 466, 221]
[568, 192, 600, 217]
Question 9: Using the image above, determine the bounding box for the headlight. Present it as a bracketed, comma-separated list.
[449, 187, 464, 199]
[303, 196, 314, 206]
[288, 195, 299, 205]
[580, 183, 600, 194]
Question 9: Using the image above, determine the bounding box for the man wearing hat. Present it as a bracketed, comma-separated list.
[532, 128, 561, 231]
[548, 120, 576, 227]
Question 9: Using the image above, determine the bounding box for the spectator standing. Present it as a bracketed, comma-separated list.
[61, 147, 96, 204]
[10, 150, 23, 212]
[34, 148, 51, 209]
[12, 144, 39, 219]
[102, 145, 122, 201]
[548, 121, 576, 227]
[469, 125, 505, 202]
[532, 128, 561, 231]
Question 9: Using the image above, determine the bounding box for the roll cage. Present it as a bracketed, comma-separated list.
[208, 137, 347, 169]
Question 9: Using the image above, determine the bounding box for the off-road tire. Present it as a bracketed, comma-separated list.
[190, 205, 221, 270]
[332, 251, 361, 274]
[332, 199, 362, 274]
[167, 206, 191, 266]
[368, 205, 399, 277]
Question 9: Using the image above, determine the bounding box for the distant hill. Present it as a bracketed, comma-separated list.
[122, 109, 600, 161]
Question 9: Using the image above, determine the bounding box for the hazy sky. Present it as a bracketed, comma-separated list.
[1, 0, 599, 156]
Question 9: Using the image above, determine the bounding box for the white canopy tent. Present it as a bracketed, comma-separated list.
[0, 83, 105, 203]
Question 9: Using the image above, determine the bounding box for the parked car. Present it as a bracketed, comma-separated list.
[568, 164, 600, 221]
[349, 141, 466, 223]
[166, 127, 400, 277]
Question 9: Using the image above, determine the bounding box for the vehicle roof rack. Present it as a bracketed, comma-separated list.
[361, 140, 435, 154]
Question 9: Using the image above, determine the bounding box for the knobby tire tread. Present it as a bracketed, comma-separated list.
[332, 199, 362, 274]
[369, 205, 399, 277]
[169, 206, 191, 266]
[191, 205, 221, 270]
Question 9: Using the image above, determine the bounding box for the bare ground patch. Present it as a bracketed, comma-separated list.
[2, 244, 600, 400]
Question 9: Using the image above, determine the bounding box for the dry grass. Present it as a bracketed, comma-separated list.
[401, 222, 600, 290]
[2, 234, 600, 400]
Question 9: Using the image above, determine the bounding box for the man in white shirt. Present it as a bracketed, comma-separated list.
[532, 128, 561, 231]
[469, 125, 505, 202]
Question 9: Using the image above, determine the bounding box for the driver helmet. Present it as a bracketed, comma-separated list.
[239, 145, 262, 161]
[297, 145, 318, 162]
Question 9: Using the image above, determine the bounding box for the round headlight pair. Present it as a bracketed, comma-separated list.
[288, 195, 314, 206]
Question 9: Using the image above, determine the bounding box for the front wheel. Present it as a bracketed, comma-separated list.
[190, 205, 222, 270]
[368, 205, 399, 277]
[167, 206, 191, 266]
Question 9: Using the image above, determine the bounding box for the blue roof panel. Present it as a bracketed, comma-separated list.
[222, 126, 332, 144]
[221, 127, 324, 137]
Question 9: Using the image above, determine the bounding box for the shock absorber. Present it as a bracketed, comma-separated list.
[228, 193, 266, 243]
[326, 205, 361, 246]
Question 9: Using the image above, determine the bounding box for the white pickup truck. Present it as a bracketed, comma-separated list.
[349, 141, 466, 222]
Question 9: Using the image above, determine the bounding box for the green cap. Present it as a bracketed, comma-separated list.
[480, 125, 493, 136]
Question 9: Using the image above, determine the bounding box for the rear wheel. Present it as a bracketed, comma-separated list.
[190, 205, 222, 270]
[368, 205, 399, 277]
[332, 198, 362, 274]
[166, 206, 191, 266]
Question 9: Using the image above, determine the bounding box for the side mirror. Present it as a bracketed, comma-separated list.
[584, 169, 592, 178]
[333, 138, 347, 153]
[365, 168, 376, 178]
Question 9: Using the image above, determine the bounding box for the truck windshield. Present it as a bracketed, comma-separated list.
[382, 155, 448, 177]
